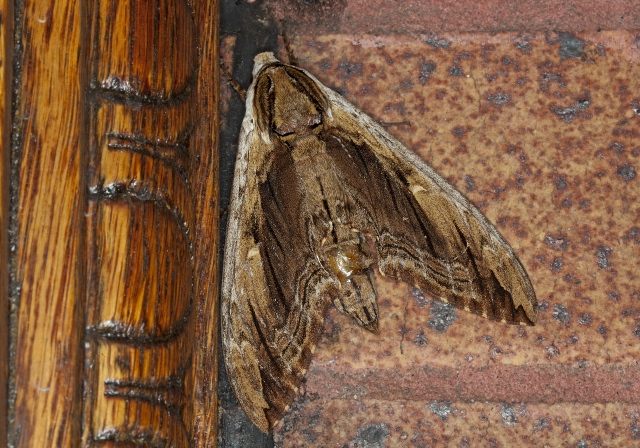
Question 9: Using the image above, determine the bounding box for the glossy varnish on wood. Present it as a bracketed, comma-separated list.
[7, 0, 220, 446]
[11, 0, 86, 445]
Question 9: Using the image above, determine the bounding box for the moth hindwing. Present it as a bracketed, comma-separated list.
[222, 52, 538, 432]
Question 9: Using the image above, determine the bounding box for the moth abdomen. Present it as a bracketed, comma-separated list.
[322, 236, 380, 332]
[334, 271, 380, 333]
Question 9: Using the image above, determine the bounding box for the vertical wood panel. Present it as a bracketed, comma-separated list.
[8, 1, 220, 445]
[191, 0, 220, 444]
[83, 0, 198, 441]
[82, 0, 220, 446]
[11, 0, 85, 445]
[0, 0, 13, 445]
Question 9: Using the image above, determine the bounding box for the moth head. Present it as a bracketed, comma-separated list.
[251, 54, 331, 143]
[252, 52, 280, 77]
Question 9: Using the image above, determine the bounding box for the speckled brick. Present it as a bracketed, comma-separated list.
[276, 401, 640, 447]
[270, 1, 640, 35]
[245, 31, 640, 446]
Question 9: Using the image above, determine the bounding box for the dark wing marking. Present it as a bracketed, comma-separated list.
[322, 115, 537, 325]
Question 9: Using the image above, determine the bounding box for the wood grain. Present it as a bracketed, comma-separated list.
[82, 0, 220, 446]
[11, 0, 86, 445]
[0, 0, 12, 445]
[191, 0, 221, 444]
[8, 0, 220, 446]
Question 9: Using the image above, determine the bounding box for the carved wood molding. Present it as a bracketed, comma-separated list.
[6, 0, 220, 446]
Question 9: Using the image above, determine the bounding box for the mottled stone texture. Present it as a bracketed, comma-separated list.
[262, 32, 640, 446]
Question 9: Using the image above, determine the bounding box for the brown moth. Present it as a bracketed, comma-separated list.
[222, 52, 538, 433]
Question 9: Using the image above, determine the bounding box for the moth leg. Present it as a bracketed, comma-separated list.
[220, 61, 246, 102]
[323, 233, 379, 333]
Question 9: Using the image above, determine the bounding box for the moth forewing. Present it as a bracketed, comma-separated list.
[222, 52, 538, 433]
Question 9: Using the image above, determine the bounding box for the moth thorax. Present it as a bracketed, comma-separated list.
[324, 240, 372, 282]
[273, 103, 321, 137]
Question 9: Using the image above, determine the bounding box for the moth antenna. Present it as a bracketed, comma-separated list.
[280, 20, 299, 66]
[220, 60, 246, 103]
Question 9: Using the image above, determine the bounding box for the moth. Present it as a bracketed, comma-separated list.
[222, 52, 538, 433]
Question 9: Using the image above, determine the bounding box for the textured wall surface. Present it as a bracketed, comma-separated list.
[270, 31, 640, 448]
[220, 2, 640, 445]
